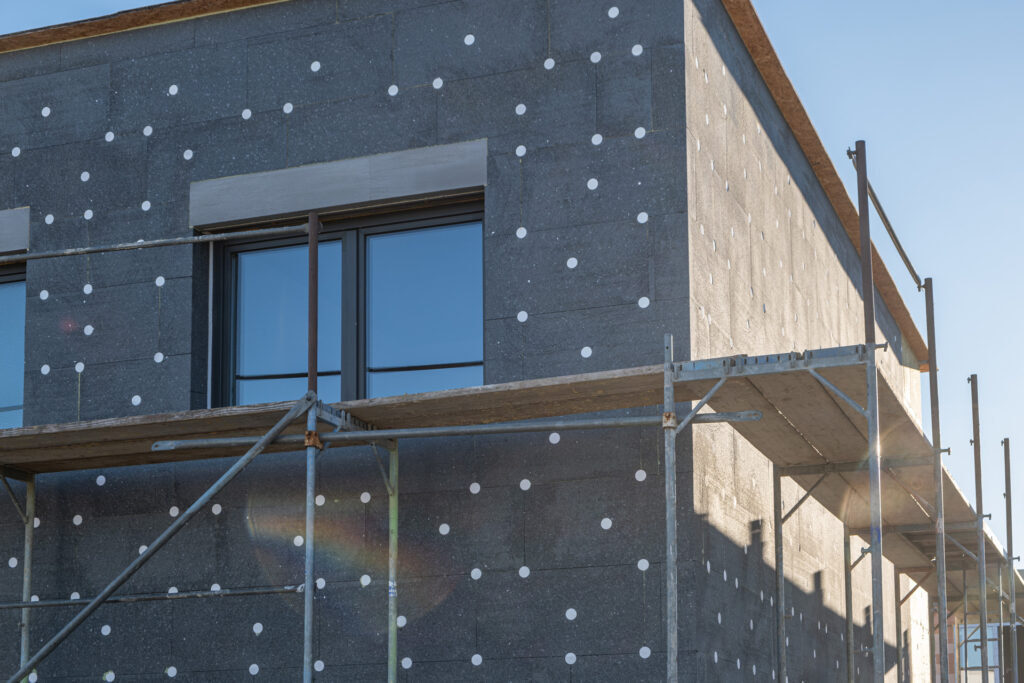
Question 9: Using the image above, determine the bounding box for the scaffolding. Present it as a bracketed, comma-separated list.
[0, 141, 1021, 682]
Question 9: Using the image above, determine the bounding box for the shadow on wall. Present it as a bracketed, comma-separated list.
[693, 516, 903, 682]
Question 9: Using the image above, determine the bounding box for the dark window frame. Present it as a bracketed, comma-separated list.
[0, 263, 27, 427]
[213, 201, 484, 407]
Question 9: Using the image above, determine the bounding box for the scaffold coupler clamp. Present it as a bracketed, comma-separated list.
[662, 413, 677, 430]
[305, 431, 323, 449]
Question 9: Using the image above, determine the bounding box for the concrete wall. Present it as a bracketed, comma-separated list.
[0, 0, 691, 679]
[0, 0, 932, 680]
[683, 0, 929, 680]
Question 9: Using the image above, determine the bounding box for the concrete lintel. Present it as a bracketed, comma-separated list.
[0, 207, 30, 255]
[189, 139, 487, 228]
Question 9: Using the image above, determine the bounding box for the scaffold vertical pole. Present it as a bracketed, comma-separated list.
[307, 210, 319, 396]
[1006, 437, 1019, 683]
[19, 477, 34, 682]
[774, 465, 787, 682]
[963, 566, 969, 683]
[969, 374, 989, 680]
[303, 406, 317, 683]
[663, 333, 679, 683]
[302, 209, 320, 683]
[930, 600, 938, 683]
[388, 443, 399, 683]
[1000, 566, 1007, 681]
[925, 277, 950, 683]
[895, 567, 904, 682]
[855, 138, 885, 683]
[844, 523, 855, 683]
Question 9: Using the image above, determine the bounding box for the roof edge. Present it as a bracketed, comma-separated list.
[0, 0, 287, 55]
[720, 0, 928, 369]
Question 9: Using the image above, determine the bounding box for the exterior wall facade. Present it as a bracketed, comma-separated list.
[0, 0, 931, 680]
[684, 0, 928, 680]
[0, 0, 691, 679]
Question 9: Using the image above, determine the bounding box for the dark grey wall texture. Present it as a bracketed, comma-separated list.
[0, 0, 923, 680]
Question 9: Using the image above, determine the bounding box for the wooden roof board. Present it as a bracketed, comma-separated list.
[745, 369, 867, 463]
[698, 375, 826, 468]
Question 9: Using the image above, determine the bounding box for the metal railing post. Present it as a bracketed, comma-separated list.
[774, 465, 787, 682]
[895, 567, 904, 682]
[1005, 437, 1019, 683]
[969, 374, 989, 679]
[963, 565, 969, 683]
[663, 333, 679, 683]
[19, 477, 34, 682]
[302, 209, 321, 683]
[388, 443, 399, 683]
[925, 278, 951, 683]
[1000, 565, 1007, 682]
[855, 139, 885, 683]
[303, 405, 318, 683]
[845, 523, 855, 683]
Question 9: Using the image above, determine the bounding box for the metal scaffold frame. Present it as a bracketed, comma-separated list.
[0, 140, 1021, 683]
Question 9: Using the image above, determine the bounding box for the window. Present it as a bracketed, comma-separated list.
[216, 204, 483, 406]
[0, 268, 25, 429]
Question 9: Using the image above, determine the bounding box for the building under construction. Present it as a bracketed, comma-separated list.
[0, 0, 1019, 681]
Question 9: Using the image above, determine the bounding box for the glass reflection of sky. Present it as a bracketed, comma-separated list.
[236, 241, 342, 404]
[367, 222, 482, 397]
[233, 222, 483, 404]
[0, 281, 25, 428]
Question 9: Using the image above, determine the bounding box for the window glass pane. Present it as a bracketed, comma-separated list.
[0, 281, 25, 415]
[237, 374, 340, 406]
[0, 409, 22, 430]
[236, 240, 341, 376]
[368, 365, 482, 399]
[367, 223, 482, 369]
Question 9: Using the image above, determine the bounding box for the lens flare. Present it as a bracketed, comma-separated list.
[245, 486, 459, 629]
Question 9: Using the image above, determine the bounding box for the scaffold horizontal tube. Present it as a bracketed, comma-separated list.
[152, 411, 763, 452]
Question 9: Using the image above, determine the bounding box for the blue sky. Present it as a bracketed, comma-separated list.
[5, 2, 1024, 558]
[0, 2, 155, 32]
[751, 1, 1024, 565]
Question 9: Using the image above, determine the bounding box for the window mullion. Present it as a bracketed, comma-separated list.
[342, 229, 359, 401]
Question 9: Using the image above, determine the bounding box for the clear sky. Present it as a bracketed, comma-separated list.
[0, 2, 155, 32]
[5, 2, 1024, 560]
[751, 1, 1024, 565]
